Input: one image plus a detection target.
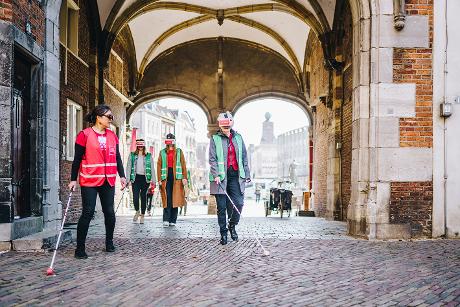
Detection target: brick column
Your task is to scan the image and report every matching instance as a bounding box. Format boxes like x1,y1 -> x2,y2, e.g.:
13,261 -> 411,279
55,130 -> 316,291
362,0 -> 432,239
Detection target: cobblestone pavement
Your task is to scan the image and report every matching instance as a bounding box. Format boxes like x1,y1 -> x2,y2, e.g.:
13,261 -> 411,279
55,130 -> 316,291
1,204 -> 459,306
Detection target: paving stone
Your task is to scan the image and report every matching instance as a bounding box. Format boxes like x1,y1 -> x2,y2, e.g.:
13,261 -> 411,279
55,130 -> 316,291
0,207 -> 458,305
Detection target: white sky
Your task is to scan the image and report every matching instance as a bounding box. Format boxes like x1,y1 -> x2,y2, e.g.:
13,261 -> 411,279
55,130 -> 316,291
157,98 -> 310,145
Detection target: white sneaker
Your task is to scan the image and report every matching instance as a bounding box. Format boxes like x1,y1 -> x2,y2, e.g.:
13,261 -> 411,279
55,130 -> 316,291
169,222 -> 176,226
133,211 -> 140,222
163,221 -> 169,227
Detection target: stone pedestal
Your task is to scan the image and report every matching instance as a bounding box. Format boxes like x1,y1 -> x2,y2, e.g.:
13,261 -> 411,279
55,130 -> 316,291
207,196 -> 217,215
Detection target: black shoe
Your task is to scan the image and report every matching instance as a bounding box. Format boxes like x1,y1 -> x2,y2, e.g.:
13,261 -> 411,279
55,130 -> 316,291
229,225 -> 238,242
105,240 -> 116,252
74,249 -> 88,259
220,234 -> 228,245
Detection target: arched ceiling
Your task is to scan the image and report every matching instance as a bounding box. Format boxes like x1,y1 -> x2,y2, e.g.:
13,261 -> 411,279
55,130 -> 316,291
96,0 -> 337,76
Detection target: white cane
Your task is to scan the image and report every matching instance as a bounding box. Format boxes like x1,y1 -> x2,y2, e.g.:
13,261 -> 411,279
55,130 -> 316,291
218,183 -> 270,256
115,186 -> 129,214
46,190 -> 73,276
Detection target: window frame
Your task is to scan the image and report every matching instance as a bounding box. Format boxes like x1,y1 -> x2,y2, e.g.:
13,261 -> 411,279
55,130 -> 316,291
59,0 -> 79,55
66,100 -> 83,161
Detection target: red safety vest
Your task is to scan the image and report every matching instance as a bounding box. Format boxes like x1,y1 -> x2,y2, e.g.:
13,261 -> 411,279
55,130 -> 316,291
79,127 -> 118,187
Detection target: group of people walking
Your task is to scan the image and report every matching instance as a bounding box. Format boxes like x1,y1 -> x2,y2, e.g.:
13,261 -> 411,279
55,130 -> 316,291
69,105 -> 250,259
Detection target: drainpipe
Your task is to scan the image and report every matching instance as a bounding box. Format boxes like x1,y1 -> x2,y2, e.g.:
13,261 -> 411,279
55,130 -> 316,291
393,0 -> 406,31
442,0 -> 449,238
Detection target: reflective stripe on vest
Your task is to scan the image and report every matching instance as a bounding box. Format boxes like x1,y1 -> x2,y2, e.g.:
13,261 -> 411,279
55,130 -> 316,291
79,127 -> 118,187
209,133 -> 246,181
129,152 -> 152,182
160,148 -> 183,180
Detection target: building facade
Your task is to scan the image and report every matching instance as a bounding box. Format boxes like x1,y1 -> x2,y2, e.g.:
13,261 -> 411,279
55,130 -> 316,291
277,127 -> 309,188
1,0 -> 460,246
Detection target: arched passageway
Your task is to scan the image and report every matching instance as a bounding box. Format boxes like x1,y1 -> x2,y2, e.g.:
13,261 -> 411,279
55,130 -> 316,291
7,0 -> 443,243
54,0 -> 372,238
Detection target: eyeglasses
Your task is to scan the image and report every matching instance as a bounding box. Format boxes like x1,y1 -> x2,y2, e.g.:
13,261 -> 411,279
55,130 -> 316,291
102,114 -> 114,120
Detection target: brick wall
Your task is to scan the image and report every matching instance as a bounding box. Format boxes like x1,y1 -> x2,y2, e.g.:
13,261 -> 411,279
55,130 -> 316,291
394,0 -> 433,148
340,2 -> 353,220
390,182 -> 433,237
309,36 -> 330,217
12,0 -> 45,46
0,0 -> 12,21
391,0 -> 433,237
59,0 -> 92,223
105,38 -> 131,98
103,36 -> 132,206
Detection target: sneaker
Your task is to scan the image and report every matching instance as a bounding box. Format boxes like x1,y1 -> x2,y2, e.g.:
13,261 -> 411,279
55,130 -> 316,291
163,221 -> 169,227
147,210 -> 151,216
74,249 -> 88,259
140,214 -> 145,224
105,240 -> 116,252
133,211 -> 140,222
169,222 -> 176,226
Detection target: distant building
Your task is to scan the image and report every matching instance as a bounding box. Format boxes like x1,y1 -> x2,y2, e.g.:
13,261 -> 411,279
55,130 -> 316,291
277,126 -> 309,188
130,102 -> 197,176
175,111 -> 196,168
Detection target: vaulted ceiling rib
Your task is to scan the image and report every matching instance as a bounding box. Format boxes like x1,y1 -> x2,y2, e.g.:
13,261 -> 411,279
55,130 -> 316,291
96,0 -> 336,77
150,19 -> 292,65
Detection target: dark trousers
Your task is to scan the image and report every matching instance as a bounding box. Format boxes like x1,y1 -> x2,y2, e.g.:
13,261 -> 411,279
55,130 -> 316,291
215,168 -> 244,235
132,174 -> 149,214
147,193 -> 153,212
163,168 -> 178,223
77,181 -> 115,249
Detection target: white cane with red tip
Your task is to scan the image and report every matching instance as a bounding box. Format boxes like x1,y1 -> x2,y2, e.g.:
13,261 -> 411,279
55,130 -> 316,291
46,190 -> 73,276
218,183 -> 270,256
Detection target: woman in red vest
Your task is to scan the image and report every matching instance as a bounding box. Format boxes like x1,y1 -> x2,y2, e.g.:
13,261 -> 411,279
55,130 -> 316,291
68,105 -> 127,259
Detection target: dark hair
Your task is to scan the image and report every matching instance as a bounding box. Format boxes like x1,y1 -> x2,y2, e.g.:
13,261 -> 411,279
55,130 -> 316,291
166,133 -> 175,139
85,104 -> 112,124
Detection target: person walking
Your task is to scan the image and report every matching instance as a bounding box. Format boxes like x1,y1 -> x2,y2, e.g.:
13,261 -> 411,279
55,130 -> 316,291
209,111 -> 251,245
255,185 -> 261,203
146,183 -> 155,216
68,105 -> 127,259
126,139 -> 156,224
157,133 -> 188,227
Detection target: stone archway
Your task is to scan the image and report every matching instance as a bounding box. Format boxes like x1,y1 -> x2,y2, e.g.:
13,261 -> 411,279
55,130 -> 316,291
136,38 -> 306,127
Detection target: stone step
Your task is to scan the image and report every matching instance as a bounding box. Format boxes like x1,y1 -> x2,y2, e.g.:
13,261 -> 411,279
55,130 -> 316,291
297,210 -> 315,217
12,229 -> 73,252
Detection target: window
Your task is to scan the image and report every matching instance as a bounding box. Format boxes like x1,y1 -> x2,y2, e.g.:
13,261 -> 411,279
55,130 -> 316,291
59,0 -> 79,55
66,100 -> 82,160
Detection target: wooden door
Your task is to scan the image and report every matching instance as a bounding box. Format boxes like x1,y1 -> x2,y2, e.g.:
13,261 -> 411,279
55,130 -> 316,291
12,52 -> 32,218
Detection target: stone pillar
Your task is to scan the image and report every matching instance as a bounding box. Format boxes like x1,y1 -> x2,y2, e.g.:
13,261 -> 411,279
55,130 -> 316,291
0,20 -> 13,232
42,1 -> 63,231
207,195 -> 217,215
347,0 -> 372,238
348,0 -> 431,239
